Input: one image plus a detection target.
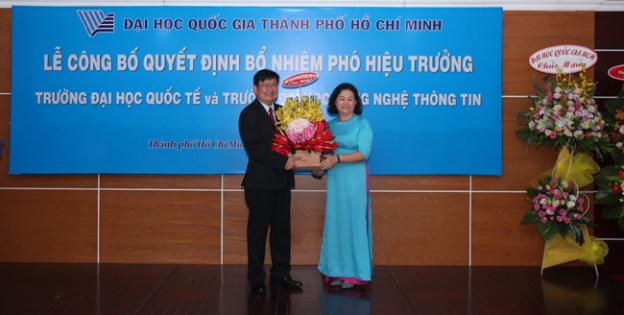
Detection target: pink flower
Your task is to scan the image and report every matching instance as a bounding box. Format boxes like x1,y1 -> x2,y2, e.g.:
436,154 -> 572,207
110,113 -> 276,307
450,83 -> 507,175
574,213 -> 582,219
534,203 -> 540,211
286,118 -> 315,143
539,211 -> 546,217
563,217 -> 571,224
578,198 -> 585,204
558,209 -> 567,216
549,133 -> 557,139
541,217 -> 548,224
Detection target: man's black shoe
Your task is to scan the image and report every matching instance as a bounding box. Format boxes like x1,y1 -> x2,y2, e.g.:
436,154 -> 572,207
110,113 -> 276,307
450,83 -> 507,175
270,276 -> 303,288
251,282 -> 266,293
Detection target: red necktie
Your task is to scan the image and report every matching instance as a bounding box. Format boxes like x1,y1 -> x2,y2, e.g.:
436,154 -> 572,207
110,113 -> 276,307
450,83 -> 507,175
269,107 -> 276,124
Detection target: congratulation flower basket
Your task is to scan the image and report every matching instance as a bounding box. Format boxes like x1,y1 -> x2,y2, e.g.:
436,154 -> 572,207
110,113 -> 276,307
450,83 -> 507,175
515,70 -> 612,160
271,96 -> 337,169
516,67 -> 610,271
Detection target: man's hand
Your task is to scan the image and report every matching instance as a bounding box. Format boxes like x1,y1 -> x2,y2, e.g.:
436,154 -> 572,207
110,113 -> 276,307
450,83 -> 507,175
284,155 -> 299,170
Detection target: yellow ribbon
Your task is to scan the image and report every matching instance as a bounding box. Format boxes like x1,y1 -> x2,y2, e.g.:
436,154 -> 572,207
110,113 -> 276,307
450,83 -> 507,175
580,235 -> 609,265
530,146 -> 600,188
542,224 -> 609,269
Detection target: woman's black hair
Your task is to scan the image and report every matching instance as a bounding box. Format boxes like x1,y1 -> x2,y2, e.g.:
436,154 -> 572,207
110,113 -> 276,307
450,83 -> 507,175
327,83 -> 362,115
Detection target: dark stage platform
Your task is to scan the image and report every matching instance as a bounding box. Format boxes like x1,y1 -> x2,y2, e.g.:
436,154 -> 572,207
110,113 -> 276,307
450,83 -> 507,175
0,263 -> 622,314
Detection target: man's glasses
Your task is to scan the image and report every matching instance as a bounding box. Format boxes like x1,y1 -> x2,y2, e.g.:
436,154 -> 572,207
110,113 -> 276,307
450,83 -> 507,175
259,84 -> 278,90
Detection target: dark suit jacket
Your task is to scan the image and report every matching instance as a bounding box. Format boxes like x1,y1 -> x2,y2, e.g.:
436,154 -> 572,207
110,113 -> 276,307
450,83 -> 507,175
238,99 -> 295,190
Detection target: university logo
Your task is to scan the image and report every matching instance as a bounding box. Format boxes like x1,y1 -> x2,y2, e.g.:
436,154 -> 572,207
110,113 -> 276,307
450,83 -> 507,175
77,10 -> 115,37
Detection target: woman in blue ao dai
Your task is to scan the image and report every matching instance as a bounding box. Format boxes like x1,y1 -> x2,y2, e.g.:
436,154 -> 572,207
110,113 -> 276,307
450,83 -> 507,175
313,83 -> 373,289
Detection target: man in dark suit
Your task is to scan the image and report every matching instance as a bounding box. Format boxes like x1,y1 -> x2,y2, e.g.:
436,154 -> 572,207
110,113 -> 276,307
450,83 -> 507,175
238,69 -> 302,293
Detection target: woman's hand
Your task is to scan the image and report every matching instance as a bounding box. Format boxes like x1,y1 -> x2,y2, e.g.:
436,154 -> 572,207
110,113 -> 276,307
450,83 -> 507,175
318,154 -> 340,171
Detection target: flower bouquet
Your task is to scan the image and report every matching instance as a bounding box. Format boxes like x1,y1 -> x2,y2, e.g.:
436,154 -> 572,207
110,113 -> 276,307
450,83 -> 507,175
271,96 -> 337,168
515,71 -> 612,160
594,164 -> 624,231
520,175 -> 597,246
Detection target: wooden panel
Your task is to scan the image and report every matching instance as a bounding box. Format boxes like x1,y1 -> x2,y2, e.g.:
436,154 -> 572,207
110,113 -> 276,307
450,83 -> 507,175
100,174 -> 222,189
222,191 -> 326,265
227,173 -> 470,191
0,190 -> 97,262
594,51 -> 624,97
503,11 -> 594,96
472,192 -> 544,265
224,174 -> 328,190
595,12 -> 624,50
222,191 -> 246,264
373,192 -> 470,265
223,174 -> 244,189
370,175 -> 469,191
224,191 -> 471,266
100,191 -> 221,264
0,9 -> 10,93
291,192 -> 326,265
473,191 -> 594,267
473,98 -> 560,191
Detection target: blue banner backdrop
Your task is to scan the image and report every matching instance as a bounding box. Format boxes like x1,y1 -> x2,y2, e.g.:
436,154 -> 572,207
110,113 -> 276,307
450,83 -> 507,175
10,6 -> 502,175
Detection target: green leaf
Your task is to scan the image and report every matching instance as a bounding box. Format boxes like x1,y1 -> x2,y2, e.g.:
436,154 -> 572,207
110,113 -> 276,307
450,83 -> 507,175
533,76 -> 543,94
567,224 -> 585,246
578,217 -> 598,228
526,187 -> 539,199
514,111 -> 529,119
618,215 -> 624,232
594,190 -> 622,205
520,210 -> 539,225
539,220 -> 560,241
602,203 -> 624,220
595,165 -> 621,183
